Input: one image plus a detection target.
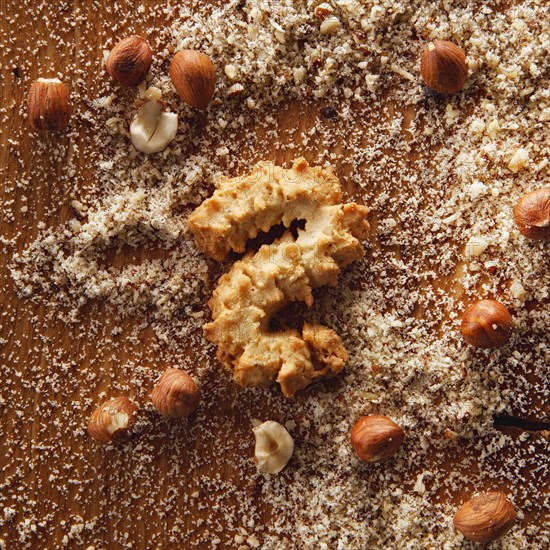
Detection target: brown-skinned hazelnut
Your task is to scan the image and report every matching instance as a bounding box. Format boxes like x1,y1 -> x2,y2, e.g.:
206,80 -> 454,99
151,368 -> 200,418
87,396 -> 138,444
170,50 -> 216,110
513,188 -> 550,240
461,299 -> 513,348
106,35 -> 153,87
27,78 -> 71,131
420,40 -> 468,94
351,415 -> 405,463
454,492 -> 516,543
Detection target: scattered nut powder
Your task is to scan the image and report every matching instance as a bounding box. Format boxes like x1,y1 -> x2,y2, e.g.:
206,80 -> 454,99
0,0 -> 548,548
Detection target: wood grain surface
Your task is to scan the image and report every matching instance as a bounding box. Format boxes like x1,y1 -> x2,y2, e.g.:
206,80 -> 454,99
1,1 -> 548,549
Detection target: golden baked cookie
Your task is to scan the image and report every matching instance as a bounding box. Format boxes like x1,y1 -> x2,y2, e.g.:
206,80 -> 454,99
188,158 -> 369,396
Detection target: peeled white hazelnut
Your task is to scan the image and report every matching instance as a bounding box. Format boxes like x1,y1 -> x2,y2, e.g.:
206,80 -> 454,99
129,100 -> 178,154
253,420 -> 294,474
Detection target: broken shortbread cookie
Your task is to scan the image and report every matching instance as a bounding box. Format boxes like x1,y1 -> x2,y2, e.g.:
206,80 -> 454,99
188,158 -> 369,397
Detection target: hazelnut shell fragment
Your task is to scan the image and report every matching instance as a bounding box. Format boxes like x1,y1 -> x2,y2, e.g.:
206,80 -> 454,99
453,492 -> 516,543
461,299 -> 513,349
151,368 -> 200,418
351,414 -> 405,463
420,40 -> 468,94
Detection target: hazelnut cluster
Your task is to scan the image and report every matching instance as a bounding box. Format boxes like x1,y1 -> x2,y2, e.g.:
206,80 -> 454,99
347,412 -> 517,543
418,46 -> 541,546
26,35 -> 217,156
87,368 -> 200,445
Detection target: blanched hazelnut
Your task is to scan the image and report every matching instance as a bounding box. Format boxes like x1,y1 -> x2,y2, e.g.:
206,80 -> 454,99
253,421 -> 294,474
129,100 -> 178,154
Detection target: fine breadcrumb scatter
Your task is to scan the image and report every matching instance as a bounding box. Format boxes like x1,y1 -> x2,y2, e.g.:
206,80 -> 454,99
1,0 -> 549,549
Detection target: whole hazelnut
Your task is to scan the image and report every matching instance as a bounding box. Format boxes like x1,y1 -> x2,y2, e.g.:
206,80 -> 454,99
170,50 -> 216,110
461,299 -> 513,348
129,100 -> 178,154
351,414 -> 405,463
106,35 -> 153,87
253,420 -> 294,474
513,188 -> 550,240
454,492 -> 516,543
27,78 -> 71,131
420,40 -> 468,94
151,368 -> 200,418
87,396 -> 138,444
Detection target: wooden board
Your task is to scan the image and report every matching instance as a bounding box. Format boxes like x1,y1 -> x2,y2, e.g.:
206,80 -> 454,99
1,1 -> 548,548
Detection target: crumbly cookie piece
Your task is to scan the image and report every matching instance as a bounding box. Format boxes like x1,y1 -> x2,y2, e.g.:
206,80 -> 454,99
188,157 -> 342,261
189,159 -> 369,397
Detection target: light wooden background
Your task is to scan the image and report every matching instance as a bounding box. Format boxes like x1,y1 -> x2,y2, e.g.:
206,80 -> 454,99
1,1 -> 548,548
